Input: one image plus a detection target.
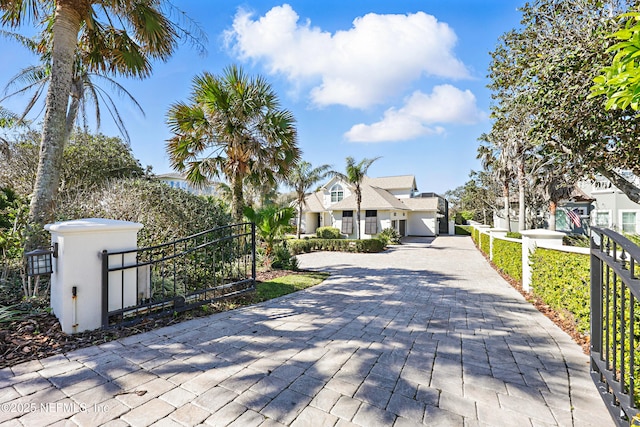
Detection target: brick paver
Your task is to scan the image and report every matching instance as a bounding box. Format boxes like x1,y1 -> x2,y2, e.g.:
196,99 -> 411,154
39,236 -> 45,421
0,236 -> 614,426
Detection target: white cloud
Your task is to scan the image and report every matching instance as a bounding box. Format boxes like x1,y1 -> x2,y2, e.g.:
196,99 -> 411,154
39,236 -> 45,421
344,84 -> 484,143
226,4 -> 470,109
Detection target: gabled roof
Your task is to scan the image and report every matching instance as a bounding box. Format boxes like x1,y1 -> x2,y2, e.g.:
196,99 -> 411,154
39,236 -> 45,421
362,175 -> 417,192
330,186 -> 409,211
568,185 -> 595,203
302,191 -> 326,213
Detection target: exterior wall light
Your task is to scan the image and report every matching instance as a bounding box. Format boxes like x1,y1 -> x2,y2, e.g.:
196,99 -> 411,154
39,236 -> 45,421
25,243 -> 58,276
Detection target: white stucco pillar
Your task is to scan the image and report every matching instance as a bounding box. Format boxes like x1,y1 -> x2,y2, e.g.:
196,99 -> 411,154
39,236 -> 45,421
520,229 -> 564,292
45,218 -> 143,334
488,228 -> 508,261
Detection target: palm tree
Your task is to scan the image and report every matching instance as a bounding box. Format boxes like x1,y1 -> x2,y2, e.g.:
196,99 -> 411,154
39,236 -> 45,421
1,28 -> 145,143
0,0 -> 197,243
332,156 -> 380,240
286,161 -> 331,239
478,133 -> 514,231
243,205 -> 294,256
166,65 -> 301,223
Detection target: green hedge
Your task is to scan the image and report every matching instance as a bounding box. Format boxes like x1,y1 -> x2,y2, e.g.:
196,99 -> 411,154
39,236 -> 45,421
492,238 -> 522,281
455,225 -> 472,235
471,227 -> 480,244
288,238 -> 385,254
479,232 -> 490,255
316,227 -> 342,239
530,248 -> 590,334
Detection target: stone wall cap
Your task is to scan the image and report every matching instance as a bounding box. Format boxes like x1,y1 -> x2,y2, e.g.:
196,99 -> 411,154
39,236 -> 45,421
520,229 -> 565,238
45,218 -> 144,233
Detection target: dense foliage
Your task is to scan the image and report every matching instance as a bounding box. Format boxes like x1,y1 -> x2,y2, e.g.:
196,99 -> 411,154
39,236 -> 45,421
492,238 -> 523,282
289,238 -> 386,255
0,130 -> 145,197
480,232 -> 490,255
488,0 -> 640,205
530,248 -> 591,334
316,227 -> 342,239
56,178 -> 231,248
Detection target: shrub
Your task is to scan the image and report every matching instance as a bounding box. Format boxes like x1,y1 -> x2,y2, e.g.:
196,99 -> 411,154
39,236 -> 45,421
455,225 -> 472,235
379,228 -> 401,245
316,227 -> 341,239
479,232 -> 490,255
271,244 -> 299,271
57,178 -> 231,248
530,248 -> 590,334
506,232 -> 522,239
492,237 -> 522,281
288,238 -> 385,255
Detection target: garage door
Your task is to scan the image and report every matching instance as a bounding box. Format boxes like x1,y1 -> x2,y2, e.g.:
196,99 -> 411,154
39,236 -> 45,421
408,214 -> 436,236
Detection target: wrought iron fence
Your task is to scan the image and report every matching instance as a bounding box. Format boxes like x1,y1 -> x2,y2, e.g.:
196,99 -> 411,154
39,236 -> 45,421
101,222 -> 255,328
590,227 -> 640,426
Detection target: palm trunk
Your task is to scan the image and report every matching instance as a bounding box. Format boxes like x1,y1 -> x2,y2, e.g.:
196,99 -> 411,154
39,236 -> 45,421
503,181 -> 511,232
355,187 -> 362,239
297,197 -> 303,239
518,157 -> 526,231
232,173 -> 244,224
549,200 -> 557,231
66,77 -> 83,136
28,4 -> 82,248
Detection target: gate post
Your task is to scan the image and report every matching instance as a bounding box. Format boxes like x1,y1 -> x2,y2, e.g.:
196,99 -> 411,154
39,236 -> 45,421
520,229 -> 565,292
45,218 -> 143,333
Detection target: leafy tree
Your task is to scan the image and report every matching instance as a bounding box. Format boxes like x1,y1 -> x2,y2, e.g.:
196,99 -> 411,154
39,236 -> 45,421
285,161 -> 331,239
0,129 -> 144,197
591,10 -> 640,111
488,0 -> 640,205
445,171 -> 500,225
331,156 -> 380,239
166,65 -> 300,223
0,0 -> 201,243
243,205 -> 294,255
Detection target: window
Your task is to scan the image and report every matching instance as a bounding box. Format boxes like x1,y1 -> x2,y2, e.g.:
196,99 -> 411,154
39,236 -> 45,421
595,211 -> 610,227
622,212 -> 637,233
365,210 -> 377,235
341,211 -> 353,234
330,184 -> 344,203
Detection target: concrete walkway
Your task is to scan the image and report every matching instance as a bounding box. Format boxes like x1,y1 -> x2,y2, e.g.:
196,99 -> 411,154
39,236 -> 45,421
0,236 -> 613,426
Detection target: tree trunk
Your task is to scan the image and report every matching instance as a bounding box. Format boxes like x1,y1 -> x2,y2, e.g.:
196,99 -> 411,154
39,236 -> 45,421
66,77 -> 83,136
28,4 -> 82,248
503,181 -> 511,232
599,168 -> 640,203
355,186 -> 362,240
297,197 -> 303,239
231,173 -> 244,224
518,157 -> 526,231
549,200 -> 557,231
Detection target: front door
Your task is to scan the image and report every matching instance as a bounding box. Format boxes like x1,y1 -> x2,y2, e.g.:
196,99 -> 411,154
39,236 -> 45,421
399,220 -> 406,236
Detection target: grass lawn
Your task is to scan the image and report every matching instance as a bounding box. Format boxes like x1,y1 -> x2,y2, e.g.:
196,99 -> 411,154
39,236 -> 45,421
254,272 -> 330,302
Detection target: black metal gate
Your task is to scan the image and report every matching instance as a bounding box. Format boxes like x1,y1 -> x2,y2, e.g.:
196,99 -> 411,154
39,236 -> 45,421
590,227 -> 640,426
101,222 -> 255,328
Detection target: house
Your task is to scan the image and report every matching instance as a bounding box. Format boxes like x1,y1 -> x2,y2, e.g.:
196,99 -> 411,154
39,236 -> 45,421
299,175 -> 448,238
554,186 -> 595,234
576,172 -> 640,234
156,172 -> 218,196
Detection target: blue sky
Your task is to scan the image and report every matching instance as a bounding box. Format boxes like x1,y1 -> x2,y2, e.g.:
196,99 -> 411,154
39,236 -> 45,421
0,1 -> 523,195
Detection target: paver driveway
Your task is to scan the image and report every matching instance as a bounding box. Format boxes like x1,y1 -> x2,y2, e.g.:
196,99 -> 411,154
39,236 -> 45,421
0,235 -> 613,426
